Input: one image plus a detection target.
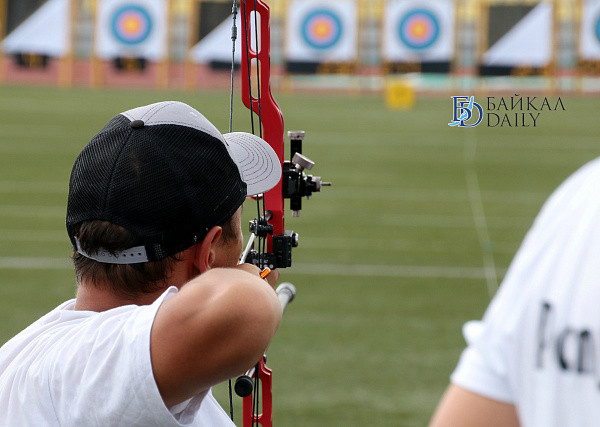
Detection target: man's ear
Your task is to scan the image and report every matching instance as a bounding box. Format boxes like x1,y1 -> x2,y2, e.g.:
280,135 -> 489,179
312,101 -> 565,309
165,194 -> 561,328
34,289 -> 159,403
194,226 -> 223,273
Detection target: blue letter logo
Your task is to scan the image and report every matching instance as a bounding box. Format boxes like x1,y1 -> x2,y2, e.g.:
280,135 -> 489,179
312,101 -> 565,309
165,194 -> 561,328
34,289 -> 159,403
449,96 -> 483,127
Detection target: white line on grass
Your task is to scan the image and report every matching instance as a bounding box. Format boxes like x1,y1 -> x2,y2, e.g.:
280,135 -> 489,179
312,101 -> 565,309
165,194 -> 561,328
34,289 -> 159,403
0,257 -> 504,279
292,263 -> 505,279
464,132 -> 499,298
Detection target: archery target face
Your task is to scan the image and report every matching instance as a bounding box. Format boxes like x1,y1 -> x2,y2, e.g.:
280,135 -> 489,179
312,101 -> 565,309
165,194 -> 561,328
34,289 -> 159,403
398,8 -> 440,50
110,4 -> 153,45
301,9 -> 343,50
285,0 -> 357,62
95,0 -> 167,60
382,0 -> 455,62
579,1 -> 600,59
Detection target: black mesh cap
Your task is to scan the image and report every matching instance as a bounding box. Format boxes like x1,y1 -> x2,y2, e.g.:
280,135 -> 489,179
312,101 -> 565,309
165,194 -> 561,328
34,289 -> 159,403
66,101 -> 281,263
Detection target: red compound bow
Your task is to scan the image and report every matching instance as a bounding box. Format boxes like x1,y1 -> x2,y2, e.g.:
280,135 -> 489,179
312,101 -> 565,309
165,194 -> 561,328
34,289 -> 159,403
228,1 -> 329,425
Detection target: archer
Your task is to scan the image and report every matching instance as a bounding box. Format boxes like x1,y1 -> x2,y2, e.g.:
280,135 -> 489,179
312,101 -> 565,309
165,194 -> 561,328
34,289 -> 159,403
0,101 -> 283,426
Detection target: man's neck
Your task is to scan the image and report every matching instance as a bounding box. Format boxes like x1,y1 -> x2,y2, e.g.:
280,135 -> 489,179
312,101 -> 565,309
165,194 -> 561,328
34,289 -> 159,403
74,283 -> 167,311
73,251 -> 197,312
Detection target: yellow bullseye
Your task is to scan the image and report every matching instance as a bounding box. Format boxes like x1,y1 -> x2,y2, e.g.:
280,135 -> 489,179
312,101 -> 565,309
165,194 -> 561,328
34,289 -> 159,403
313,20 -> 332,39
410,20 -> 428,39
123,16 -> 141,34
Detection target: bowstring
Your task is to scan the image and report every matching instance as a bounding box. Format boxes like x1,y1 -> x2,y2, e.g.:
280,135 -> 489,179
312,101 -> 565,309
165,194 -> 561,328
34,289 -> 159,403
251,0 -> 267,276
228,0 -> 238,421
229,1 -> 238,135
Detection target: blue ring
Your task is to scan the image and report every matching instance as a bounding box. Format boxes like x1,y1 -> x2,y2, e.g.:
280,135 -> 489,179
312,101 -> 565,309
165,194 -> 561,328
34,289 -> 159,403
110,5 -> 153,45
301,9 -> 343,50
398,9 -> 439,50
595,15 -> 600,43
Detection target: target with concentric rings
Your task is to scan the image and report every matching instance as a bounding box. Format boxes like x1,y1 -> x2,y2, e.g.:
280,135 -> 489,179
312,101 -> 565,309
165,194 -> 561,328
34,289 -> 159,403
110,4 -> 153,45
398,8 -> 440,50
301,9 -> 343,50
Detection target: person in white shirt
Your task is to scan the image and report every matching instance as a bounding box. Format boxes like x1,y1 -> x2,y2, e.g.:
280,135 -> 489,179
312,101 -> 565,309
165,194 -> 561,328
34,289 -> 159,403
429,157 -> 600,427
0,101 -> 284,426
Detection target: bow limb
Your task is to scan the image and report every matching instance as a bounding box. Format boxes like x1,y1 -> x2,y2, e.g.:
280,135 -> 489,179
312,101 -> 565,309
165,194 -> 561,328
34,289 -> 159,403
242,360 -> 272,427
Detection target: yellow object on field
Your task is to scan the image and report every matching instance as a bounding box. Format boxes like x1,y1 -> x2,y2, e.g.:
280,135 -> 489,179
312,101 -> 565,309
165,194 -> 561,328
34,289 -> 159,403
385,80 -> 416,110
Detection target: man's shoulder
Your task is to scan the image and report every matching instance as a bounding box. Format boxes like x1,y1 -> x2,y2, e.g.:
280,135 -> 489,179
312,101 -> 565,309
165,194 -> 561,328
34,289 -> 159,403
0,289 -> 173,367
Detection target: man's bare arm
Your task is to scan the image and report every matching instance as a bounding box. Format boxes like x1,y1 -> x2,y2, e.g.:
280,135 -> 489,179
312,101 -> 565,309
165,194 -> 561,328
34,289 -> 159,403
429,384 -> 520,427
150,266 -> 282,407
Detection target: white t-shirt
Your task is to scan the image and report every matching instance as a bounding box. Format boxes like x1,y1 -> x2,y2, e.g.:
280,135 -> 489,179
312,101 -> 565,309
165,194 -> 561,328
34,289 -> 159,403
0,286 -> 235,427
452,156 -> 600,427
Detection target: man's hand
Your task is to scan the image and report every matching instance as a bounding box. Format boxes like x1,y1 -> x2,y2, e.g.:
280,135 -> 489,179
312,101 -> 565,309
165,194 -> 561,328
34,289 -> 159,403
236,263 -> 280,288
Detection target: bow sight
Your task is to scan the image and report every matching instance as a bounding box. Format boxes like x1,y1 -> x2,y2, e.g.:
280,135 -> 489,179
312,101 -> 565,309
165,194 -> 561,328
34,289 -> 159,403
246,131 -> 331,269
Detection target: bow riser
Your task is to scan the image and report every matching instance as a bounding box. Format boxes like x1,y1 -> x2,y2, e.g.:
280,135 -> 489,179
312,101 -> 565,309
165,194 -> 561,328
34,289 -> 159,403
240,0 -> 285,242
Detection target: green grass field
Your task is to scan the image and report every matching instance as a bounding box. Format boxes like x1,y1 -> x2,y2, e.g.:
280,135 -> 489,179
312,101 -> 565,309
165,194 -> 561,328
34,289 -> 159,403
1,84 -> 600,426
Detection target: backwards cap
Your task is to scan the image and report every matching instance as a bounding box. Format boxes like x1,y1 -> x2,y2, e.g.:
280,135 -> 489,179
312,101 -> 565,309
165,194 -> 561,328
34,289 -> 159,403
66,101 -> 281,264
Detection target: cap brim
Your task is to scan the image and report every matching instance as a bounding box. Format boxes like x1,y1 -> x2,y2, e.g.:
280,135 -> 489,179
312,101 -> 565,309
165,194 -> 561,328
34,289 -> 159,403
223,132 -> 282,196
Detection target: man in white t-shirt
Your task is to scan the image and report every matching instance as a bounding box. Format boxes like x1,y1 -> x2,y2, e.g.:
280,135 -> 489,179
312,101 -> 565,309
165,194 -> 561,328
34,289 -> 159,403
0,101 -> 284,426
429,157 -> 600,427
